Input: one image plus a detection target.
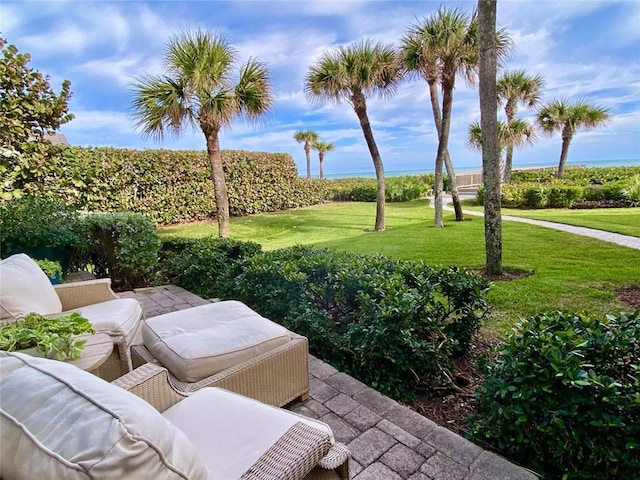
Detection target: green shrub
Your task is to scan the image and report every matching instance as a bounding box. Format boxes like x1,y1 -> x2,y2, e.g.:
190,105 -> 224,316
510,166 -> 640,185
622,175 -> 640,207
469,311 -> 640,479
545,184 -> 584,208
349,184 -> 378,202
158,236 -> 262,298
328,175 -> 433,202
584,180 -> 628,202
75,212 -> 161,290
230,246 -> 490,400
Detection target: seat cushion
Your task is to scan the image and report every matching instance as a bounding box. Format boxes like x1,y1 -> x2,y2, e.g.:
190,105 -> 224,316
142,301 -> 291,383
0,351 -> 207,480
74,298 -> 142,339
0,253 -> 62,321
163,387 -> 333,479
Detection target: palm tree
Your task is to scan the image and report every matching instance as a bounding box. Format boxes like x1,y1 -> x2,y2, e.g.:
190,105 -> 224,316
537,99 -> 610,178
131,29 -> 273,238
294,130 -> 318,179
400,6 -> 509,228
311,140 -> 334,179
468,119 -> 537,165
305,40 -> 401,231
477,0 -> 501,276
497,69 -> 544,181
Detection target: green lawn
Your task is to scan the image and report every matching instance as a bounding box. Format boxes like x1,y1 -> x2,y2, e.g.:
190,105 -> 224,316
462,204 -> 640,237
159,201 -> 640,334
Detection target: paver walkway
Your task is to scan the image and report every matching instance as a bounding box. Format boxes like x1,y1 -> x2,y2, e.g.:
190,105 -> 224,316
120,284 -> 538,480
432,193 -> 640,250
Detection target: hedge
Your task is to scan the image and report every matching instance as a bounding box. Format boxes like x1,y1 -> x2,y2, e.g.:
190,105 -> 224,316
4,145 -> 331,224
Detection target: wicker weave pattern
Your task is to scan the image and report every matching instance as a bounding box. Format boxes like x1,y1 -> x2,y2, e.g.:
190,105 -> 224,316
53,278 -> 143,381
113,365 -> 351,479
132,333 -> 310,407
240,422 -> 331,480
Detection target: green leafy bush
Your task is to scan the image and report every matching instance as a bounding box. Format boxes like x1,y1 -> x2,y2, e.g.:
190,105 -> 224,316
75,212 -> 161,290
469,311 -> 640,479
158,236 -> 262,298
622,174 -> 640,207
0,312 -> 95,360
229,246 -> 490,400
510,166 -> 640,185
328,175 -> 433,202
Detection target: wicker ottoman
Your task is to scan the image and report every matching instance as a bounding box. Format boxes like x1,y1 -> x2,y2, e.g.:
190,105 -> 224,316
132,301 -> 310,407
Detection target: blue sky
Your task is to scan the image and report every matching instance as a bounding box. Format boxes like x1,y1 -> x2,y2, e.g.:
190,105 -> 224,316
2,0 -> 639,177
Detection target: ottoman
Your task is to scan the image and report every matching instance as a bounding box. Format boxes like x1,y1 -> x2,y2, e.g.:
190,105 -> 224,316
133,300 -> 310,407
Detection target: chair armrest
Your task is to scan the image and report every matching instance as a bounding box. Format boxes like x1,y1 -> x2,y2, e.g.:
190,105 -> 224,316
318,442 -> 350,473
112,364 -> 187,412
54,278 -> 119,310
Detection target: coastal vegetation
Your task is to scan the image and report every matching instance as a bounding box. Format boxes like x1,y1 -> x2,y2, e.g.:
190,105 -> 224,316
131,30 -> 274,238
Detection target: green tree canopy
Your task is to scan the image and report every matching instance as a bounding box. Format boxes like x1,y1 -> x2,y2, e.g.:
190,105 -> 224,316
131,29 -> 273,238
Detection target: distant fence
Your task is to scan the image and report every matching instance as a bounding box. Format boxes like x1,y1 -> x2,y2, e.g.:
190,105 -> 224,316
455,172 -> 483,187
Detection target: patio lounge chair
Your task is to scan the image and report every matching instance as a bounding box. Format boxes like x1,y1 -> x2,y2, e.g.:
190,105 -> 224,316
0,253 -> 143,380
0,351 -> 350,479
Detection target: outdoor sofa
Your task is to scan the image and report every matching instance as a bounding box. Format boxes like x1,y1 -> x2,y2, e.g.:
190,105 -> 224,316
0,351 -> 350,479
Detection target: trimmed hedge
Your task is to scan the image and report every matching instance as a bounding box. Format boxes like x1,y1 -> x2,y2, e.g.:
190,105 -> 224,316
469,311 -> 640,479
510,166 -> 640,185
328,175 -> 434,202
155,241 -> 490,400
3,146 -> 331,224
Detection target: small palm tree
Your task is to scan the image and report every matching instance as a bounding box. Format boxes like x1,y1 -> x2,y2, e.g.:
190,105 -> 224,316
537,99 -> 610,178
305,40 -> 401,231
311,140 -> 334,179
400,6 -> 510,227
131,29 -> 273,238
468,118 -> 537,176
497,69 -> 544,181
294,130 -> 319,179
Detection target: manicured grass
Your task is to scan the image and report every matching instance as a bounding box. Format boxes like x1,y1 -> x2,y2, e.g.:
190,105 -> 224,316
462,203 -> 640,237
158,201 -> 640,334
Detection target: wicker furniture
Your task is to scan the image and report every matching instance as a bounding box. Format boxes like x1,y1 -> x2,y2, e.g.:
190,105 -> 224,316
0,253 -> 143,381
114,363 -> 350,480
0,351 -> 350,479
132,301 -> 310,407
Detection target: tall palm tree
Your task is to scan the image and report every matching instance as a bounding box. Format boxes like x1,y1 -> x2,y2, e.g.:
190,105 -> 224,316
305,40 -> 401,231
131,30 -> 273,238
537,99 -> 610,178
497,69 -> 544,181
294,130 -> 318,179
468,119 -> 537,164
400,6 -> 509,228
477,0 -> 501,276
311,140 -> 334,179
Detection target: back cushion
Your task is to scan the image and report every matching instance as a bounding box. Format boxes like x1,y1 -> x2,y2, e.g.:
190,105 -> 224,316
0,352 -> 207,480
0,253 -> 62,321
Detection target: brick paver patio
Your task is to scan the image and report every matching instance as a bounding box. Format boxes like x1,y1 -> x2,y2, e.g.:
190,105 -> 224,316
120,284 -> 538,480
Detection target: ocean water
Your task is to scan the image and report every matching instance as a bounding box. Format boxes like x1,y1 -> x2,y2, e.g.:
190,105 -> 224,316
322,158 -> 640,179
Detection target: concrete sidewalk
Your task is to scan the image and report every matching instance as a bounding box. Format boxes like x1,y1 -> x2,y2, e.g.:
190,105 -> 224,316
120,284 -> 538,480
431,194 -> 640,250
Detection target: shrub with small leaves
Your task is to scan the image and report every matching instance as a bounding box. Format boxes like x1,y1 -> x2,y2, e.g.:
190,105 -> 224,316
468,310 -> 640,479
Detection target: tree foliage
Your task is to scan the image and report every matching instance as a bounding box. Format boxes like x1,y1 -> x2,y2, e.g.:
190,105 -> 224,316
0,37 -> 74,200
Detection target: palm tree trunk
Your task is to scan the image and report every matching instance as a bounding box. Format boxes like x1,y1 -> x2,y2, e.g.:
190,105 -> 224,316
353,92 -> 385,231
478,0 -> 502,276
205,130 -> 230,238
304,144 -> 311,179
504,144 -> 514,182
557,127 -> 572,179
434,76 -> 456,228
428,80 -> 464,221
319,152 -> 324,179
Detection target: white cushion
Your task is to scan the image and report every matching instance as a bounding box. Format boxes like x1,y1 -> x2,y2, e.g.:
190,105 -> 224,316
163,387 -> 333,479
0,351 -> 207,480
142,301 -> 291,383
75,298 -> 142,339
0,253 -> 62,321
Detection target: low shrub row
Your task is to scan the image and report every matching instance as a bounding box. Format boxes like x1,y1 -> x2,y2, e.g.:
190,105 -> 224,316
157,238 -> 490,401
469,310 -> 640,479
476,175 -> 639,208
328,175 -> 434,202
509,166 -> 640,185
